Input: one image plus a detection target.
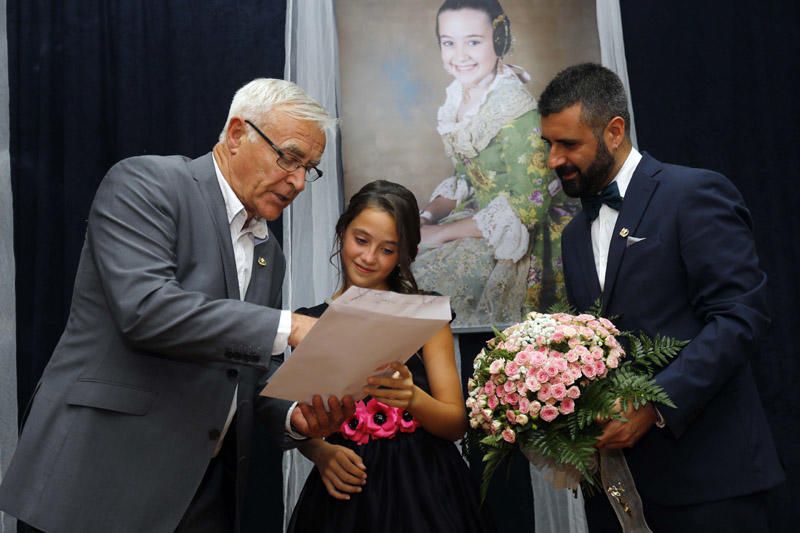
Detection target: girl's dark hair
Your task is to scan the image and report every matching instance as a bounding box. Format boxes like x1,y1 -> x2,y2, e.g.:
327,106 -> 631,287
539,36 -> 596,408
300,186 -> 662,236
333,180 -> 421,294
436,0 -> 511,57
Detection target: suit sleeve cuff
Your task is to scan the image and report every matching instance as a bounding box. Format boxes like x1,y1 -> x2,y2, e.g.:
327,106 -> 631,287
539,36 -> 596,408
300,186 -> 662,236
284,401 -> 308,441
271,310 -> 291,355
653,405 -> 667,429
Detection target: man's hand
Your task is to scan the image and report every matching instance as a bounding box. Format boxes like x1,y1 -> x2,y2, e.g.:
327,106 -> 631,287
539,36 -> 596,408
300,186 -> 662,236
595,399 -> 657,449
290,395 -> 356,439
288,313 -> 317,347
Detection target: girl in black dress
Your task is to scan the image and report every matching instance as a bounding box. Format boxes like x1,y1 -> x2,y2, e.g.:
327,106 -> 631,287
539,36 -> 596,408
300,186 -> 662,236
287,180 -> 492,532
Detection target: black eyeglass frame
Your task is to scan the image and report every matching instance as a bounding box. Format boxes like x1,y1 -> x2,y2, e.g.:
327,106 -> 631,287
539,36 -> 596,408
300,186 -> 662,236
244,119 -> 323,182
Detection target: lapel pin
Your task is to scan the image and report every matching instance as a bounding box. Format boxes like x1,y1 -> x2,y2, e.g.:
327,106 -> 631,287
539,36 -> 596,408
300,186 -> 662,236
257,257 -> 267,267
619,228 -> 630,238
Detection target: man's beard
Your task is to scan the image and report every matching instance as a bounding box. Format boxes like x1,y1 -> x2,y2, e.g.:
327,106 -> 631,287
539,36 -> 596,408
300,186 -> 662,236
556,140 -> 615,198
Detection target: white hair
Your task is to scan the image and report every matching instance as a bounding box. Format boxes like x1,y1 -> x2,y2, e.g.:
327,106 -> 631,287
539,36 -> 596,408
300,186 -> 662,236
218,78 -> 337,142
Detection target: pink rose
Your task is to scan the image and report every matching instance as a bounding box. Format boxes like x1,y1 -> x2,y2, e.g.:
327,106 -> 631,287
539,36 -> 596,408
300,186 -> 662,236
545,361 -> 559,378
484,380 -> 496,395
487,395 -> 499,409
489,359 -> 505,374
502,428 -> 516,443
551,331 -> 565,343
582,363 -> 597,379
607,354 -> 620,369
559,398 -> 575,415
536,369 -> 550,383
590,346 -> 604,359
594,360 -> 607,376
567,386 -> 581,399
505,361 -> 521,377
551,383 -> 567,400
540,405 -> 559,422
504,380 -> 517,394
506,410 -> 517,424
530,351 -> 547,367
506,393 -> 520,405
364,399 -> 399,439
529,401 -> 542,417
341,401 -> 371,444
525,375 -> 541,392
519,397 -> 531,413
515,351 -> 532,366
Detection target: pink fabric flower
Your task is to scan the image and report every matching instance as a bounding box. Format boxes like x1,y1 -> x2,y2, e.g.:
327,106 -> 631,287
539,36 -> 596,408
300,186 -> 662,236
540,405 -> 559,422
398,409 -> 420,433
364,399 -> 399,439
341,401 -> 370,444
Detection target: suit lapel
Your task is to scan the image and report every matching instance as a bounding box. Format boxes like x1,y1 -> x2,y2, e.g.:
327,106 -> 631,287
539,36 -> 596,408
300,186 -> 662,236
601,153 -> 661,314
572,212 -> 603,307
190,153 -> 240,300
245,239 -> 277,305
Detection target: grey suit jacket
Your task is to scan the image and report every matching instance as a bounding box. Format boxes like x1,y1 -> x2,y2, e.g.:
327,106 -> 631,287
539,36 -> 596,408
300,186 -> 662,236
0,153 -> 294,532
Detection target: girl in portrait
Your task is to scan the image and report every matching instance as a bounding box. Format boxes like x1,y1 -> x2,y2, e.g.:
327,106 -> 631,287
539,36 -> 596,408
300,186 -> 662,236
413,0 -> 577,326
287,180 -> 493,533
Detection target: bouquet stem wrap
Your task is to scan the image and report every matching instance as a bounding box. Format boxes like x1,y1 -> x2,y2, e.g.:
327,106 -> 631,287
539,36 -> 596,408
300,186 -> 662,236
599,449 -> 652,533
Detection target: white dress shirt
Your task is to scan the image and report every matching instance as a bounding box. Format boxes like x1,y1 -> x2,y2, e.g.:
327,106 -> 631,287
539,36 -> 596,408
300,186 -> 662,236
591,147 -> 642,290
212,156 -> 294,453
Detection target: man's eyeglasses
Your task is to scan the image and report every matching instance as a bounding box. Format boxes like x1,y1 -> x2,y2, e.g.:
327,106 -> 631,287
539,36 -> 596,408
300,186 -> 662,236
244,119 -> 323,182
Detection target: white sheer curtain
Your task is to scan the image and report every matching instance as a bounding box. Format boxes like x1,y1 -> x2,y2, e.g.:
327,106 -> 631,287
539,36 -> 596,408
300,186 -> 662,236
0,0 -> 18,531
281,1 -> 636,532
597,0 -> 638,148
281,0 -> 342,529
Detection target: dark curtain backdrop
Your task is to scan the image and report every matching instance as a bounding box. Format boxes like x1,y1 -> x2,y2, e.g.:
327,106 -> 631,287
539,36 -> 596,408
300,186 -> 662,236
620,0 -> 799,530
9,1 -> 287,530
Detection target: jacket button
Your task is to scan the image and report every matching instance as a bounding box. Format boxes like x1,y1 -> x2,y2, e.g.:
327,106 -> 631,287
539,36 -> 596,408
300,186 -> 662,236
208,429 -> 221,440
227,368 -> 238,380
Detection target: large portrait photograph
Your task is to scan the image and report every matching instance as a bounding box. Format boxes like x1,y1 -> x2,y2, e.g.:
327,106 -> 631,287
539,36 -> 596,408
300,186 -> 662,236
337,0 -> 600,330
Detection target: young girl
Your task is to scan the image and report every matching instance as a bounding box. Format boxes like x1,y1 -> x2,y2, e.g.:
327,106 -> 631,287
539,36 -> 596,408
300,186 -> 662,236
287,180 -> 492,532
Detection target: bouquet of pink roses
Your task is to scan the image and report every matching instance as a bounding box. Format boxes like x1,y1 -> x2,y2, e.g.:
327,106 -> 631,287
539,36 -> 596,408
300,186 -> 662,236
467,310 -> 685,498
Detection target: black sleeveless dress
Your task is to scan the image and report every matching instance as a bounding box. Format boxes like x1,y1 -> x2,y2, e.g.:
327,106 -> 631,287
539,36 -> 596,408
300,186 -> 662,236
287,303 -> 494,533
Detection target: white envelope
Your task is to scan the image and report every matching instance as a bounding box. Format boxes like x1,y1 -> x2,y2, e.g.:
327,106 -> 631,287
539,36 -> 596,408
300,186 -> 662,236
260,286 -> 451,403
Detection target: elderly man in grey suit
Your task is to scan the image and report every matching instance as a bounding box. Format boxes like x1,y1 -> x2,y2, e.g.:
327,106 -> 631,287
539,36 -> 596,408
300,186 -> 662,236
0,78 -> 353,532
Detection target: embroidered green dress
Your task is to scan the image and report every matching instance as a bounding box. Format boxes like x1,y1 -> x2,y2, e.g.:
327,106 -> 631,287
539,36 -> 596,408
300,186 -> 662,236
412,65 -> 577,327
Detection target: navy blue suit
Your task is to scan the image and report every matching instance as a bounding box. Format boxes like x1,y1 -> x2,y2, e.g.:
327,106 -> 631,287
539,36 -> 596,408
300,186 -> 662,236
562,153 -> 783,530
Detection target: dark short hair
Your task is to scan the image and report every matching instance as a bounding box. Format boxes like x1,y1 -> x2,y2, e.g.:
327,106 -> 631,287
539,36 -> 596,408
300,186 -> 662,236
539,63 -> 630,137
333,180 -> 421,294
436,0 -> 511,57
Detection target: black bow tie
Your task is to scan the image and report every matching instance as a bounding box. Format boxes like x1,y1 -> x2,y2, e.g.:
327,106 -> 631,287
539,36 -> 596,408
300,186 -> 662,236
581,181 -> 623,222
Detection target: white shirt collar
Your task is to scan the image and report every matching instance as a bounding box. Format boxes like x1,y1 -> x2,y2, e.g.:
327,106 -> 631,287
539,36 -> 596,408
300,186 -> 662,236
212,155 -> 268,240
609,146 -> 642,198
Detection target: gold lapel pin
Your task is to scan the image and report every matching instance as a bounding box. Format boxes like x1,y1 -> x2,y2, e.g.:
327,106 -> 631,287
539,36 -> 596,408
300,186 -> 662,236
257,257 -> 267,267
619,228 -> 630,238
